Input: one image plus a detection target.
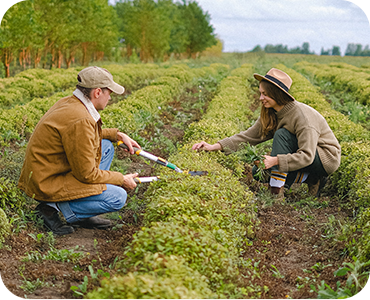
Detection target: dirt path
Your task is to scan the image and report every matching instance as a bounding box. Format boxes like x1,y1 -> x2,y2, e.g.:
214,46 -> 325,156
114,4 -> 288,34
239,171 -> 351,298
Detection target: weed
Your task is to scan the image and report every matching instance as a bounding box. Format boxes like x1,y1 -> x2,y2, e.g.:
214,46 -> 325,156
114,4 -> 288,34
311,262 -> 333,272
22,245 -> 84,264
70,276 -> 89,297
270,264 -> 285,279
20,277 -> 48,293
28,231 -> 55,248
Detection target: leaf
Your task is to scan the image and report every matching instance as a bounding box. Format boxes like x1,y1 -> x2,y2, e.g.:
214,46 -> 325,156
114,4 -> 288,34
317,289 -> 339,299
334,267 -> 350,277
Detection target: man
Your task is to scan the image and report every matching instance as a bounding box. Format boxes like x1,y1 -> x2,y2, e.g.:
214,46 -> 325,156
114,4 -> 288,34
18,66 -> 140,235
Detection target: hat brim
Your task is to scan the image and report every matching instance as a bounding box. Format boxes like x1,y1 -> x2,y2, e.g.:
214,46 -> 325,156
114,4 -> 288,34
254,73 -> 295,101
108,82 -> 125,95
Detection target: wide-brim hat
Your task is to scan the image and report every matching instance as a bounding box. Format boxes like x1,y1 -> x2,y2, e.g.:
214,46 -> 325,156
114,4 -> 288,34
77,66 -> 125,95
254,68 -> 295,101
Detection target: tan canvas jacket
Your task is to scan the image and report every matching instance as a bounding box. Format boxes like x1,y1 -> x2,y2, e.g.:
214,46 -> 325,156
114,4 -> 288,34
18,95 -> 124,202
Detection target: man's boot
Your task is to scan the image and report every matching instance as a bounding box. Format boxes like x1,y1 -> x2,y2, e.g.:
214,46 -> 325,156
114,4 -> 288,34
69,216 -> 111,229
36,203 -> 74,236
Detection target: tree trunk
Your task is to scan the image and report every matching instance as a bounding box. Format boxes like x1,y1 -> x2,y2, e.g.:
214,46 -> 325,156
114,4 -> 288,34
19,50 -> 24,70
26,47 -> 31,68
51,47 -> 56,68
82,42 -> 89,66
58,49 -> 63,68
140,29 -> 147,62
96,51 -> 104,61
34,49 -> 42,68
2,49 -> 13,78
127,44 -> 132,58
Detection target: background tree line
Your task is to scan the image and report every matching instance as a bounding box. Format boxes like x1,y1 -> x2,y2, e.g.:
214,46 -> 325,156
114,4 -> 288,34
251,42 -> 370,57
250,42 -> 314,55
0,0 -> 218,77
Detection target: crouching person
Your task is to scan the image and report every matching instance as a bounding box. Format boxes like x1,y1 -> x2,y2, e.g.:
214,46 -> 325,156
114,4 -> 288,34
18,66 -> 140,235
192,68 -> 341,199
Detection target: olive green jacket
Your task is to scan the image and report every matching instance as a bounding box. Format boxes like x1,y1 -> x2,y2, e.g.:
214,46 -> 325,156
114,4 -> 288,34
18,95 -> 124,202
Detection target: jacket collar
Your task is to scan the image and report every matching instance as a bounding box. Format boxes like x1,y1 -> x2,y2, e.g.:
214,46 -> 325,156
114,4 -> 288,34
73,89 -> 101,123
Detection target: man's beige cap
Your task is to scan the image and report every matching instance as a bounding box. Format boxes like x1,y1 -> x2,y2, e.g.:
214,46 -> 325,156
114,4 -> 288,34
77,66 -> 125,94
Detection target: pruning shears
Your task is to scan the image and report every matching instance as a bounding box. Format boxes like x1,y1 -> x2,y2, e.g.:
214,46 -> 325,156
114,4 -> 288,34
117,141 -> 208,183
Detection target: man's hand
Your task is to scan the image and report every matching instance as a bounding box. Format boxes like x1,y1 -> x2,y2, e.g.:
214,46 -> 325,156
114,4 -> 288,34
262,155 -> 279,169
117,132 -> 141,155
122,173 -> 138,191
192,141 -> 222,151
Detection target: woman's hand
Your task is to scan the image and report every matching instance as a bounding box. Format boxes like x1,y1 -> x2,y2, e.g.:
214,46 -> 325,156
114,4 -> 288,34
122,173 -> 138,191
192,141 -> 222,151
262,155 -> 279,169
117,132 -> 141,155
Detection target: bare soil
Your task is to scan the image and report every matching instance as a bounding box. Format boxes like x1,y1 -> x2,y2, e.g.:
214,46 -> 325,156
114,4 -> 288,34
243,200 -> 349,299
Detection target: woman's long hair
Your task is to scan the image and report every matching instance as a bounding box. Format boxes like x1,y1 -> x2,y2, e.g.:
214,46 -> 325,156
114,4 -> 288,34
260,79 -> 294,137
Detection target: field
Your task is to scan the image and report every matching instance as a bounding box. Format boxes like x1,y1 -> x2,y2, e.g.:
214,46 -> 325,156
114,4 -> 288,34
0,53 -> 369,299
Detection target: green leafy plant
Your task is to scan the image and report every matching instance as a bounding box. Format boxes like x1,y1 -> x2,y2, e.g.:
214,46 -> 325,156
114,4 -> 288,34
20,278 -> 48,293
270,264 -> 285,279
240,143 -> 268,181
310,257 -> 370,298
22,245 -> 84,264
70,276 -> 89,297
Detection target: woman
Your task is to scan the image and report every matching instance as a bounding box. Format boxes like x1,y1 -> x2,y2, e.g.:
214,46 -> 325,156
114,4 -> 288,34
192,68 -> 341,198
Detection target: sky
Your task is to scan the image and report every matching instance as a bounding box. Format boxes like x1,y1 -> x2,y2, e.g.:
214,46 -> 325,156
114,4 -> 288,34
1,0 -> 370,55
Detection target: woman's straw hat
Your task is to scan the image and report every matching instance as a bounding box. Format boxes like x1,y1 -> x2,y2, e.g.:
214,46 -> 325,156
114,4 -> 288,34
254,68 -> 295,101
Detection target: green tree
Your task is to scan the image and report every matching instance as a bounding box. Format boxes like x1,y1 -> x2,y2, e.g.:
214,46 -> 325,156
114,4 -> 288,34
115,0 -> 171,62
178,0 -> 217,58
34,0 -> 119,67
345,43 -> 358,56
0,1 -> 36,77
264,44 -> 288,53
362,45 -> 370,56
301,42 -> 311,54
80,0 -> 119,65
332,46 -> 341,56
166,0 -> 189,57
251,45 -> 262,52
115,0 -> 140,58
320,47 -> 330,55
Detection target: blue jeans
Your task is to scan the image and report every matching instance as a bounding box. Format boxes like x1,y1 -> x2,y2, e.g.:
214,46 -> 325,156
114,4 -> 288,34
58,140 -> 127,223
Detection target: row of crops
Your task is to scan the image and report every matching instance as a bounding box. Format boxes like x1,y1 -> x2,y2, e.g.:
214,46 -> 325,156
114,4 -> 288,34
0,63 -> 228,146
0,64 -> 167,108
0,58 -> 369,298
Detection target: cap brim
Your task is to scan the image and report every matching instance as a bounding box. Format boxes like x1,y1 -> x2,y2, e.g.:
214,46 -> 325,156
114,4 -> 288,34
253,73 -> 295,101
109,82 -> 125,95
